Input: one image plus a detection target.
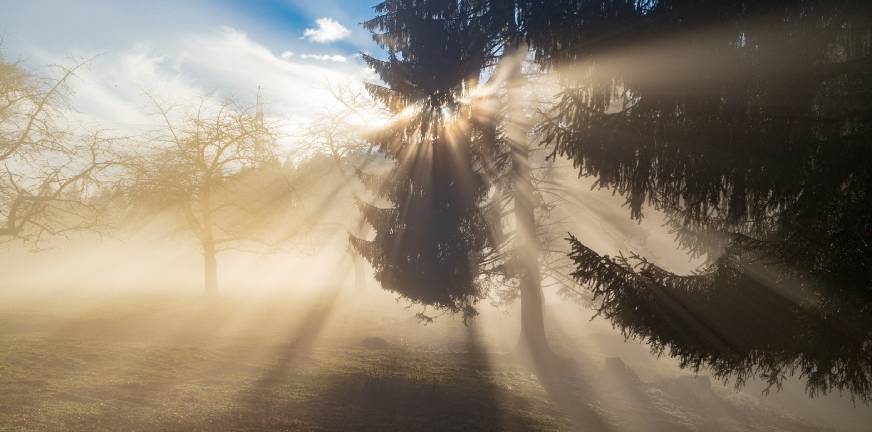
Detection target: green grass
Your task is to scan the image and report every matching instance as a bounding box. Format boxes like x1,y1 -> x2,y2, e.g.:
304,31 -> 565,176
0,294 -> 570,431
0,292 -> 842,431
0,340 -> 568,431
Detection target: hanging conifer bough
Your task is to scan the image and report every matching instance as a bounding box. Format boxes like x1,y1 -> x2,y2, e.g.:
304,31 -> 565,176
351,0 -> 500,321
522,0 -> 872,400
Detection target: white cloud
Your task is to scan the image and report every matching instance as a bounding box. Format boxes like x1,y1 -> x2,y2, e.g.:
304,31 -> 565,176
0,3 -> 380,154
45,27 -> 376,149
303,17 -> 351,43
299,54 -> 347,63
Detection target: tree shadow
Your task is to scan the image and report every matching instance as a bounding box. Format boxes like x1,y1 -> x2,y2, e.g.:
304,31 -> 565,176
525,316 -> 704,432
234,284 -> 344,406
528,315 -> 824,432
36,290 -> 344,432
163,319 -> 567,431
286,324 -> 561,431
517,341 -> 616,432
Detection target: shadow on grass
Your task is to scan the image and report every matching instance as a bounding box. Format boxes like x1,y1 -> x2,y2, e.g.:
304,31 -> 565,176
527,315 -> 802,432
519,344 -> 615,432
519,316 -> 686,432
237,284 -> 344,401
174,322 -> 566,432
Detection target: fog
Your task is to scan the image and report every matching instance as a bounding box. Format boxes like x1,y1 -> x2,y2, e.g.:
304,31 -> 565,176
2,164 -> 869,431
3,1 -> 872,430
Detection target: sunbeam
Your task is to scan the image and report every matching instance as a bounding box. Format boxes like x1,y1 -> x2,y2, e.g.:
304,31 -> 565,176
2,1 -> 871,430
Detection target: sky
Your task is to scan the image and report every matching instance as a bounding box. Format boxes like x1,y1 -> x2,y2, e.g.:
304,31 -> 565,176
0,0 -> 384,143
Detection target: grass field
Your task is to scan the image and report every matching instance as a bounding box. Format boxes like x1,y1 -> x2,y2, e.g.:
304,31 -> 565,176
0,288 -> 868,431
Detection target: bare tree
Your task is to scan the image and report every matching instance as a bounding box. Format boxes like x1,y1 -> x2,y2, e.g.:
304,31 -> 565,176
0,53 -> 117,246
299,82 -> 383,292
126,97 -> 284,294
302,83 -> 380,165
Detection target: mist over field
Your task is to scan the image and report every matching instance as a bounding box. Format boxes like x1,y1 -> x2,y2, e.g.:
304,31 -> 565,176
2,1 -> 872,431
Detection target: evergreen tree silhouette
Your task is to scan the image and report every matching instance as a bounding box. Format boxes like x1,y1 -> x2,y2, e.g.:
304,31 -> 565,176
521,0 -> 872,399
351,0 -> 497,320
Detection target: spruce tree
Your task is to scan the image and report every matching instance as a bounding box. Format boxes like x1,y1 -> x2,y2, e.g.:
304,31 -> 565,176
352,0 -> 497,320
521,0 -> 872,399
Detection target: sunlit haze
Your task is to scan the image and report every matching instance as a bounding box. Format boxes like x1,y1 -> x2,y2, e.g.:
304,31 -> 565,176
1,1 -> 871,431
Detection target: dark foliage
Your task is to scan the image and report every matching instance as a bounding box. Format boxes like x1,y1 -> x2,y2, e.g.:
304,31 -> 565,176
569,234 -> 872,400
527,0 -> 872,399
351,1 -> 500,319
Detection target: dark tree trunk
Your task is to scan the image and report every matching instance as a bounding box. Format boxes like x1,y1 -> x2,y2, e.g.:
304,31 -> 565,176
204,241 -> 218,295
505,46 -> 550,354
353,253 -> 366,292
199,179 -> 219,296
513,143 -> 549,353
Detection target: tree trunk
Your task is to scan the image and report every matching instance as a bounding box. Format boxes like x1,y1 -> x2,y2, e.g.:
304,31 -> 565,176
204,241 -> 218,295
353,253 -> 366,292
200,177 -> 219,296
505,45 -> 550,354
512,142 -> 549,353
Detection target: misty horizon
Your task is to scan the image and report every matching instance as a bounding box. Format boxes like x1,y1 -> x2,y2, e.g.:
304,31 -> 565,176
1,1 -> 871,431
